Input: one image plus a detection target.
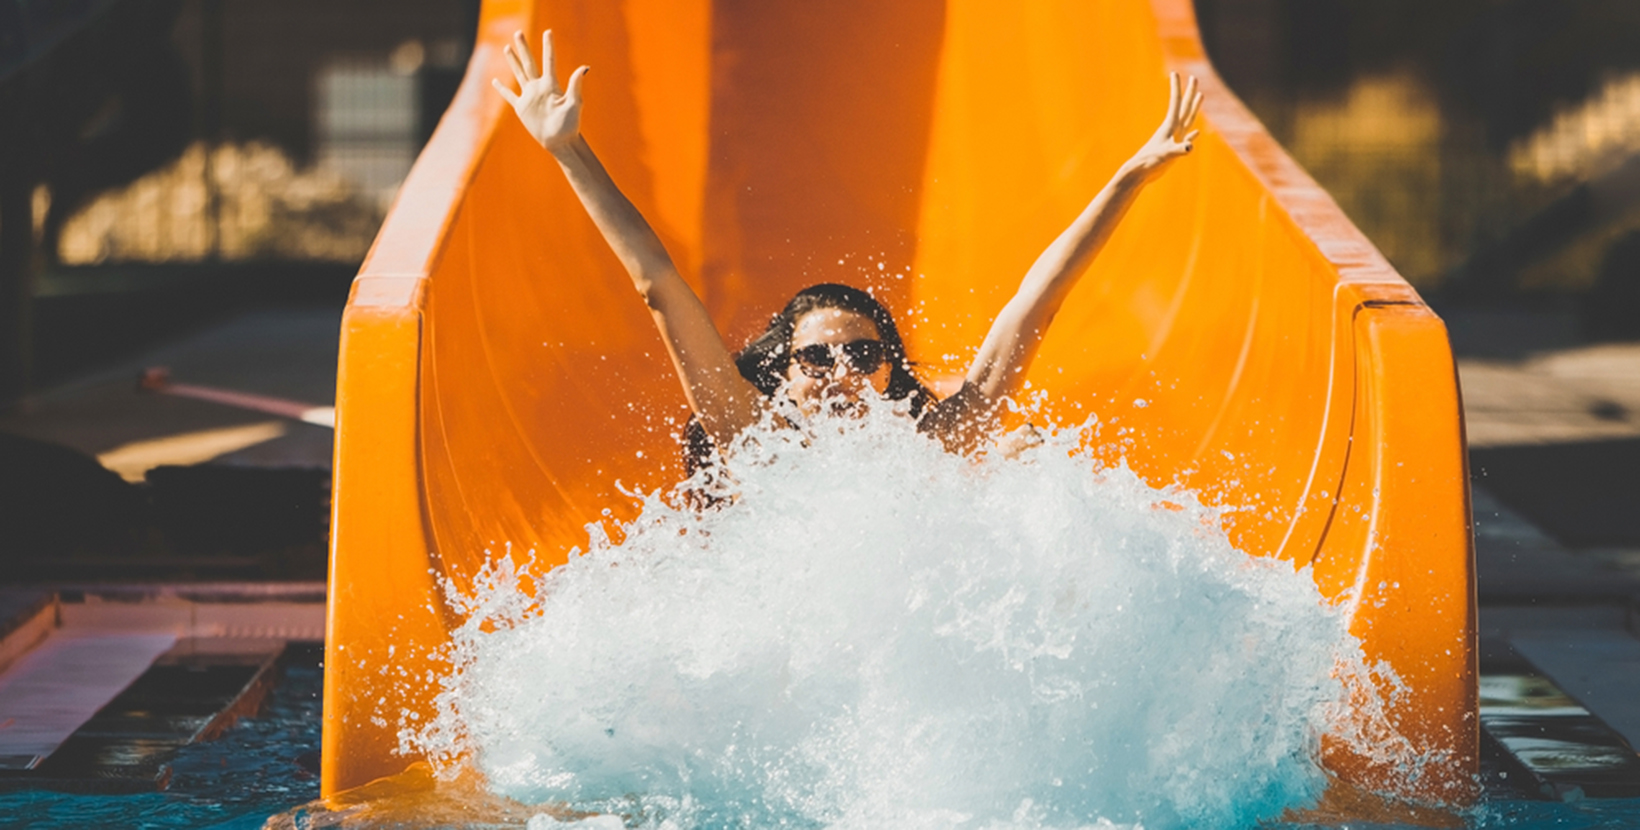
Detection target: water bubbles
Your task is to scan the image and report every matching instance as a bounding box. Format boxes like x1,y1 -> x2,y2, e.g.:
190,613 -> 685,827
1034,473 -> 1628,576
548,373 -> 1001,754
408,403 -> 1392,830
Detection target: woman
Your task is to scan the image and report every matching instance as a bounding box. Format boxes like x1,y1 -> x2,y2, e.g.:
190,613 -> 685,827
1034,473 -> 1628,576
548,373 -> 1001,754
492,30 -> 1202,458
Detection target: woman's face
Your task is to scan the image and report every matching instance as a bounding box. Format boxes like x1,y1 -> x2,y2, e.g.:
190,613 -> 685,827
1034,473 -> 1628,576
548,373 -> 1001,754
785,308 -> 893,413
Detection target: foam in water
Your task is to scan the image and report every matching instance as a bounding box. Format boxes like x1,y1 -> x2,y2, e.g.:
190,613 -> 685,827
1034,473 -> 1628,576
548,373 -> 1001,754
405,398 -> 1391,830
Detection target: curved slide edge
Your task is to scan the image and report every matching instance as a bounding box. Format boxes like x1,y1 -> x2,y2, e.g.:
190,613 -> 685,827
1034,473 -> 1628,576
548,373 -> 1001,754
1154,4 -> 1475,806
320,0 -> 530,797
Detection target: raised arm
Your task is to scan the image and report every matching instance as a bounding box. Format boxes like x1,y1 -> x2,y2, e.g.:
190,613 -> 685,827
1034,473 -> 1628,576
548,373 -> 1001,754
925,73 -> 1203,450
493,30 -> 762,447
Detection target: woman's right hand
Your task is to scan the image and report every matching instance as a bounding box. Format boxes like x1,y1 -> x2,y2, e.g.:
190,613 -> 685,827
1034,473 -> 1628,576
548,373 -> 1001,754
492,30 -> 589,152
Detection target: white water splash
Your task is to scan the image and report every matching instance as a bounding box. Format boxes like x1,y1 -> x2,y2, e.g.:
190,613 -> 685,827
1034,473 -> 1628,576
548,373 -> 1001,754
406,402 -> 1390,830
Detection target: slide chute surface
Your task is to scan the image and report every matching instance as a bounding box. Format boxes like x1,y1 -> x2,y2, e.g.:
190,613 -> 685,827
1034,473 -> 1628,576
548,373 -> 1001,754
323,0 -> 1474,806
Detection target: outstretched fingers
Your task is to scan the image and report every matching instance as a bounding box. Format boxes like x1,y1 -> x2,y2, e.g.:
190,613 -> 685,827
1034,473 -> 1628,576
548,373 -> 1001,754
1174,78 -> 1200,135
565,65 -> 590,105
1175,98 -> 1200,143
500,29 -> 571,102
542,30 -> 561,93
490,77 -> 520,106
512,30 -> 539,81
491,29 -> 591,149
1179,79 -> 1203,134
1164,76 -> 1204,148
1164,72 -> 1182,133
504,42 -> 530,88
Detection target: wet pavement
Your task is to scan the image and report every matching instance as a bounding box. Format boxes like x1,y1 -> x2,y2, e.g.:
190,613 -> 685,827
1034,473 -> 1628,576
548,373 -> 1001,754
0,306 -> 340,473
0,305 -> 341,582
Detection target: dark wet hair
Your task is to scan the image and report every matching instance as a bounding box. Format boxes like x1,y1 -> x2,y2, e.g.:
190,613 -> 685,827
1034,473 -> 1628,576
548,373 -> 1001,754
734,283 -> 934,413
683,283 -> 936,485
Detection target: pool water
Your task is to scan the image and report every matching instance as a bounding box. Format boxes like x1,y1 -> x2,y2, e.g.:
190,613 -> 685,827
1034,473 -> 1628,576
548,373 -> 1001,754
0,639 -> 1636,828
1464,799 -> 1640,830
0,644 -> 323,830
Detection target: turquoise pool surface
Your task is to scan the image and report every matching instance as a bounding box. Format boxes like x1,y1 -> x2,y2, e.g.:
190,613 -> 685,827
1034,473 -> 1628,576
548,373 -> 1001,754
0,643 -> 1637,828
0,646 -> 322,830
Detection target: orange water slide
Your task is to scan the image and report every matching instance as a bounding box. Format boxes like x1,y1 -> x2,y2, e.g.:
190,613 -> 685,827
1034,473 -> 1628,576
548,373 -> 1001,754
323,0 -> 1475,808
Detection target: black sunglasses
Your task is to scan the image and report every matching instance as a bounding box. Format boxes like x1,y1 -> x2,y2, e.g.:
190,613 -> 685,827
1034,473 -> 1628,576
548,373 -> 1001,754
791,339 -> 887,379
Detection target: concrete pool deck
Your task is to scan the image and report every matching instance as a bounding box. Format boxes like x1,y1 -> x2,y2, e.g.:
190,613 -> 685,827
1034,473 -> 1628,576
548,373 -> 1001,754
0,306 -> 341,475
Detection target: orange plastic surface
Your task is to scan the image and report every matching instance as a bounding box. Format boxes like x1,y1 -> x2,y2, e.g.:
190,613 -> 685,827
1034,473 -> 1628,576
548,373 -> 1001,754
324,0 -> 1476,807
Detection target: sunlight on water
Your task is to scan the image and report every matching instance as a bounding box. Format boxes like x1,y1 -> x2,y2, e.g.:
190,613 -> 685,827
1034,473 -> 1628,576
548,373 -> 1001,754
396,400 -> 1403,830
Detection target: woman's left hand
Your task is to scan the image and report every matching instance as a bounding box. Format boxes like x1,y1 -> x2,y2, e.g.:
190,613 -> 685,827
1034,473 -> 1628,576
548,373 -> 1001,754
492,29 -> 589,153
1124,72 -> 1203,180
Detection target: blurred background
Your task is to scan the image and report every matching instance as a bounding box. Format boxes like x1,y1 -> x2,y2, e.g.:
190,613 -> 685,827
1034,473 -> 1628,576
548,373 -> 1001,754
0,0 -> 1635,585
1199,0 -> 1640,328
0,0 -> 477,392
1198,0 -> 1640,581
0,0 -> 478,580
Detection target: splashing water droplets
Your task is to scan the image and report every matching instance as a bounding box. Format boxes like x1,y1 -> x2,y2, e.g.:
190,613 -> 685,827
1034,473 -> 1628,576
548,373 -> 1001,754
406,401 -> 1398,830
